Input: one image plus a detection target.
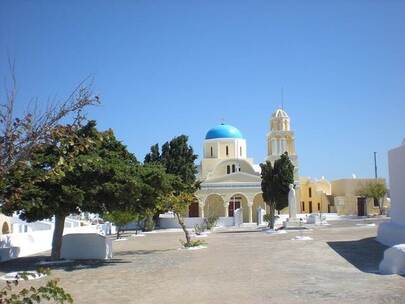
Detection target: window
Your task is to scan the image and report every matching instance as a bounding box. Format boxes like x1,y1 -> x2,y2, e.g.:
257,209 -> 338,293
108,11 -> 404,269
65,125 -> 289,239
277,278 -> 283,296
227,165 -> 230,174
308,187 -> 312,198
240,147 -> 242,156
232,164 -> 236,173
210,147 -> 213,157
226,146 -> 229,156
374,198 -> 379,207
318,203 -> 321,211
302,201 -> 305,211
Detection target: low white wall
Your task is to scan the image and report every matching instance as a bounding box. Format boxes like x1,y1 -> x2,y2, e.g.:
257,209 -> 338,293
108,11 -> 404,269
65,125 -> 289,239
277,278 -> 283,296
0,225 -> 101,262
158,217 -> 205,229
158,216 -> 236,229
61,233 -> 112,260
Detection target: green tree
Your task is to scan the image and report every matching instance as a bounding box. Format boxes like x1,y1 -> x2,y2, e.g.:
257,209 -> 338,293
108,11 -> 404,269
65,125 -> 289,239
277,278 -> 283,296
145,135 -> 198,246
103,210 -> 139,239
1,121 -> 142,260
260,152 -> 294,229
356,180 -> 387,215
136,163 -> 176,231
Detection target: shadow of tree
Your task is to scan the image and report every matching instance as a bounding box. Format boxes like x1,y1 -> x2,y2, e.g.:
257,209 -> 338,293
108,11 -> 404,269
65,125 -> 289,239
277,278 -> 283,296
0,255 -> 130,274
327,237 -> 388,274
217,230 -> 261,234
115,249 -> 174,257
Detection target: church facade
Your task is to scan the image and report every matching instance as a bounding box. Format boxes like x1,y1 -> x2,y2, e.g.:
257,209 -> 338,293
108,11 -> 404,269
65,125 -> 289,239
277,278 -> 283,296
193,108 -> 299,223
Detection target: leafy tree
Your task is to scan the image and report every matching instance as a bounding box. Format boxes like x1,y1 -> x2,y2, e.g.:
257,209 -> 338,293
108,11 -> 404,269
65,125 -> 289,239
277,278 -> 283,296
1,121 -> 142,260
356,180 -> 387,215
144,143 -> 160,164
136,163 -> 176,231
103,210 -> 139,239
260,152 -> 294,229
144,135 -> 198,246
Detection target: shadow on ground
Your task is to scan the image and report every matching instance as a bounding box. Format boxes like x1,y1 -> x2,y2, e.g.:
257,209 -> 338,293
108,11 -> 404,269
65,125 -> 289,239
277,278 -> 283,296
115,249 -> 174,257
327,237 -> 387,274
217,229 -> 261,234
0,255 -> 130,274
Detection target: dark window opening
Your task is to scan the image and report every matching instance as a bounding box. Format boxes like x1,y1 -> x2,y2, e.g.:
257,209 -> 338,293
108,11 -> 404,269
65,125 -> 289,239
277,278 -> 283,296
317,203 -> 321,211
309,201 -> 313,213
232,164 -> 236,173
373,198 -> 379,207
302,201 -> 305,211
227,165 -> 230,174
226,146 -> 229,156
309,187 -> 312,198
210,147 -> 213,157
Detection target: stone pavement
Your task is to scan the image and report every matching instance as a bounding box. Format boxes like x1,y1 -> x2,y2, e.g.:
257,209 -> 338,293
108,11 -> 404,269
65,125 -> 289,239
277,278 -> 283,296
1,219 -> 404,304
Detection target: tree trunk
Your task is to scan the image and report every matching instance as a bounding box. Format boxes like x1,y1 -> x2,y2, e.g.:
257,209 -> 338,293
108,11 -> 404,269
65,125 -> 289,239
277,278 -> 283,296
269,203 -> 276,230
175,213 -> 191,246
51,214 -> 66,260
116,227 -> 121,239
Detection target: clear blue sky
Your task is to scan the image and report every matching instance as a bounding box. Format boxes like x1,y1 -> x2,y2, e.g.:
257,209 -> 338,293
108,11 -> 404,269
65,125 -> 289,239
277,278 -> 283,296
1,0 -> 404,181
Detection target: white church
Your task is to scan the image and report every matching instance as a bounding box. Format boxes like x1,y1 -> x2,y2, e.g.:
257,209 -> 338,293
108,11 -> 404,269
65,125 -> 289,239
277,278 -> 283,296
190,108 -> 299,224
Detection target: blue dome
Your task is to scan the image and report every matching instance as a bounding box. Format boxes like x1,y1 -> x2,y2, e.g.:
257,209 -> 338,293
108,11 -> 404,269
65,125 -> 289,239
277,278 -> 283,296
205,124 -> 243,140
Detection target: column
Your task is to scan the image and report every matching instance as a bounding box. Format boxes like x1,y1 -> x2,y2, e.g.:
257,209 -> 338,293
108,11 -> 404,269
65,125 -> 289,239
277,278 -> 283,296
248,202 -> 253,223
199,203 -> 205,218
223,202 -> 229,217
271,138 -> 276,155
282,138 -> 287,153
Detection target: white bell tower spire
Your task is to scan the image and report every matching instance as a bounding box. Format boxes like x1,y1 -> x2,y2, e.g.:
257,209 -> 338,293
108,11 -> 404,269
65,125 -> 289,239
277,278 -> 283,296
266,108 -> 299,183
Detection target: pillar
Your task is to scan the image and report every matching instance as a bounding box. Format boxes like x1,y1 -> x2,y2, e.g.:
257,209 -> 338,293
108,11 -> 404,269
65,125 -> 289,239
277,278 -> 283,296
223,202 -> 229,217
199,203 -> 205,218
271,138 -> 276,155
248,202 -> 253,223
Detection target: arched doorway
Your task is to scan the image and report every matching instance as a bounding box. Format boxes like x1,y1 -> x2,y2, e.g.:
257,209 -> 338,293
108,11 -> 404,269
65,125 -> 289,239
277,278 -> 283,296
1,222 -> 10,234
229,194 -> 249,223
204,194 -> 225,218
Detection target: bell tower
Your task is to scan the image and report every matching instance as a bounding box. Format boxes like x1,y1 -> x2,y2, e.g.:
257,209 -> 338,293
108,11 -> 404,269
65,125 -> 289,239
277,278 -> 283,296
266,108 -> 299,183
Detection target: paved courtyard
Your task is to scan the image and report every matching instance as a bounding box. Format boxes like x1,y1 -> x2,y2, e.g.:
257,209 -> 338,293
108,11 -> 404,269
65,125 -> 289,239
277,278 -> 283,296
1,219 -> 404,304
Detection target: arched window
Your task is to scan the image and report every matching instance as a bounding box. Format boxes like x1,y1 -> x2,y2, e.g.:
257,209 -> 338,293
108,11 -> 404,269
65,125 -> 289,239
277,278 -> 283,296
226,146 -> 229,156
227,165 -> 230,174
210,146 -> 213,157
232,164 -> 236,173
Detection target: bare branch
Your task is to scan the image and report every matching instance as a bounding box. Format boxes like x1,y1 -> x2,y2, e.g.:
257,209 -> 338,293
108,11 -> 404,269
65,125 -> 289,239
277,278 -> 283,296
0,61 -> 100,178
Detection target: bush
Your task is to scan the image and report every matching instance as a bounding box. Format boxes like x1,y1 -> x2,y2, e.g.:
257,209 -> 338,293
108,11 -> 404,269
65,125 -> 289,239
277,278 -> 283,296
0,268 -> 73,303
204,215 -> 218,230
194,224 -> 206,235
180,239 -> 206,248
263,214 -> 272,223
143,215 -> 155,232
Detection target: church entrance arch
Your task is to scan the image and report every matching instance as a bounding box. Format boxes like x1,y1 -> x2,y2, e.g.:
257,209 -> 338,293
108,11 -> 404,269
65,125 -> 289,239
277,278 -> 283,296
229,194 -> 249,223
204,194 -> 225,218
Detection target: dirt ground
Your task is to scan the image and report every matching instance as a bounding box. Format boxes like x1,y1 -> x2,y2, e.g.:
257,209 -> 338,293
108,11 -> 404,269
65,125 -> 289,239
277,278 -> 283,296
1,218 -> 404,304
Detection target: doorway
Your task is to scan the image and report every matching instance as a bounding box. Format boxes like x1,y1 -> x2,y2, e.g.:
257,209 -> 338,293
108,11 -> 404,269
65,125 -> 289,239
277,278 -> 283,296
357,197 -> 366,216
228,199 -> 241,217
309,201 -> 313,213
188,202 -> 199,217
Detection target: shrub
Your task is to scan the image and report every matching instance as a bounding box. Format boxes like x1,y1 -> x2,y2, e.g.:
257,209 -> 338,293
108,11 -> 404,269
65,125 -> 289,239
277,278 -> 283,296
180,239 -> 206,248
194,224 -> 206,235
204,215 -> 219,230
0,268 -> 73,303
